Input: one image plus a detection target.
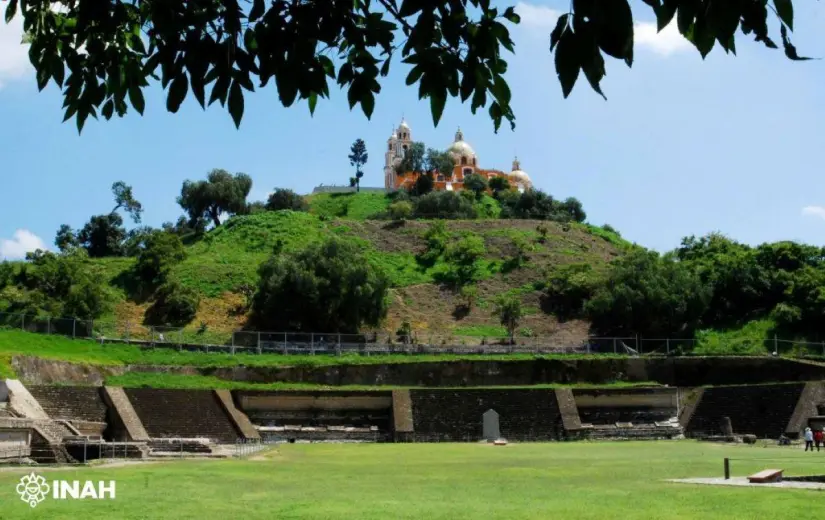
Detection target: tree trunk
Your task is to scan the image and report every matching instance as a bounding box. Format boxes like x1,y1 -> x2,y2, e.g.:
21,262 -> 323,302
209,207 -> 221,228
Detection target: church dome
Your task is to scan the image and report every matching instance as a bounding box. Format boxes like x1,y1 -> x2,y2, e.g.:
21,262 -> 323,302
398,118 -> 410,131
447,127 -> 477,162
508,157 -> 532,188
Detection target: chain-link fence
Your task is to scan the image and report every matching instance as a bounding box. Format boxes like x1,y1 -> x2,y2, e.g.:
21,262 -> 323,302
2,311 -> 824,358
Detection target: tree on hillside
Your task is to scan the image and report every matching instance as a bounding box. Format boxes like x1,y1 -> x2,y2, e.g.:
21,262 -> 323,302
10,1 -> 806,132
134,231 -> 187,288
463,174 -> 488,200
54,224 -> 78,253
77,214 -> 127,258
412,173 -> 434,197
488,177 -> 511,198
251,238 -> 389,333
493,294 -> 523,344
348,139 -> 369,192
111,181 -> 143,224
444,234 -> 486,286
266,189 -> 308,212
585,249 -> 711,338
557,197 -> 586,223
177,169 -> 252,229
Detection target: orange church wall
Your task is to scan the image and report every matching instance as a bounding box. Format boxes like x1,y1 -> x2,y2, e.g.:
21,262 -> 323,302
393,167 -> 510,192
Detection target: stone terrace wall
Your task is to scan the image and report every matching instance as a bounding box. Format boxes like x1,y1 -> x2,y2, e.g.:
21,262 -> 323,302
410,389 -> 563,441
685,383 -> 805,439
124,389 -> 239,443
26,385 -> 108,423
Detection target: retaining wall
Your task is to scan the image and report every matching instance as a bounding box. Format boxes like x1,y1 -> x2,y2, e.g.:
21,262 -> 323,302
685,383 -> 806,439
409,389 -> 563,441
573,387 -> 678,425
124,389 -> 239,443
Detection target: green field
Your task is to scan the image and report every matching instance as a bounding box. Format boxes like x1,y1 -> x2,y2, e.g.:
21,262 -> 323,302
0,442 -> 823,519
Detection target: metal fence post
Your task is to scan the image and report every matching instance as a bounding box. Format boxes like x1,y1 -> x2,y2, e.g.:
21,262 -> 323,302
46,317 -> 51,335
283,333 -> 287,355
72,318 -> 76,339
257,332 -> 262,355
20,313 -> 24,331
613,338 -> 617,354
774,334 -> 778,354
231,333 -> 236,355
666,338 -> 670,355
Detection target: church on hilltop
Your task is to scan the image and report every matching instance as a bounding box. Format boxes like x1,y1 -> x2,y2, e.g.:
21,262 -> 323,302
383,118 -> 533,193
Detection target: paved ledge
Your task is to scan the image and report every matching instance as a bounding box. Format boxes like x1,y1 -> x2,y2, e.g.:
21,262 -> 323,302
668,477 -> 825,490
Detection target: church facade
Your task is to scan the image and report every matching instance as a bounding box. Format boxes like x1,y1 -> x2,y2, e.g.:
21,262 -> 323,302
383,118 -> 533,193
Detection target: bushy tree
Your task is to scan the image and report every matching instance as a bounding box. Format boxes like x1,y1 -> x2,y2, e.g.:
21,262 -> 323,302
348,139 -> 368,192
493,294 -> 523,344
162,216 -> 207,238
77,214 -> 127,257
463,173 -> 488,200
111,181 -> 143,223
545,263 -> 604,319
425,149 -> 455,176
444,235 -> 486,286
122,226 -> 157,256
585,250 -> 711,337
178,169 -> 253,228
252,238 -> 389,332
411,173 -> 435,196
134,231 -> 187,287
145,281 -> 200,326
54,224 -> 78,252
266,189 -> 308,212
414,191 -> 476,219
489,176 -> 511,197
558,197 -> 586,223
388,200 -> 413,221
396,142 -> 426,175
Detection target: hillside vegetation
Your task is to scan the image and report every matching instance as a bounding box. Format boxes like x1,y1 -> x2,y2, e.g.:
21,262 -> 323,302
1,191 -> 627,346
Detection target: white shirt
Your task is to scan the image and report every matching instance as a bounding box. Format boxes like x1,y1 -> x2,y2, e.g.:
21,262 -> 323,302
805,430 -> 814,441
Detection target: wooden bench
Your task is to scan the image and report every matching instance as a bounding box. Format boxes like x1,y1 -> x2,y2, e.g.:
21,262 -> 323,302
748,469 -> 783,483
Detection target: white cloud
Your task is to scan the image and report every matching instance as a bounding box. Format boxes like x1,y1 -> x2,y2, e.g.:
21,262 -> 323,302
802,206 -> 825,220
514,2 -> 690,57
634,20 -> 691,56
0,230 -> 47,260
0,15 -> 32,89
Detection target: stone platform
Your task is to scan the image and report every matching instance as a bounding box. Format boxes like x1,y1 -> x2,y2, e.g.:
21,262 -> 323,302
669,477 -> 825,490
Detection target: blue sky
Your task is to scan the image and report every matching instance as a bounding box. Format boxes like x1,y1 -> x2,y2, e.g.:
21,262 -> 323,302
1,0 -> 824,259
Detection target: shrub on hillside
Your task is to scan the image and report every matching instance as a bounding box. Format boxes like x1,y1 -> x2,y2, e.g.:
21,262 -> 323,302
544,263 -> 604,319
463,173 -> 488,200
145,281 -> 201,326
388,200 -> 413,221
443,235 -> 486,286
251,238 -> 389,332
266,188 -> 308,212
492,294 -> 523,344
414,191 -> 476,219
134,231 -> 187,288
417,221 -> 450,267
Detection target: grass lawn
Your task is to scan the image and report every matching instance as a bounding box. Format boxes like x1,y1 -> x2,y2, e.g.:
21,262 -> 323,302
0,442 -> 823,519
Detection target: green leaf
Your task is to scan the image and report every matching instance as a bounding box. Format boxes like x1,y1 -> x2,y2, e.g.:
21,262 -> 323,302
550,14 -> 570,51
166,73 -> 189,113
656,0 -> 678,31
101,99 -> 114,120
128,85 -> 145,115
228,80 -> 244,128
76,109 -> 89,134
405,65 -> 424,86
209,75 -> 230,106
361,91 -> 375,119
380,58 -> 391,77
308,92 -> 318,115
503,6 -> 521,24
491,75 -> 511,104
554,28 -> 580,98
50,55 -> 65,87
5,0 -> 17,24
594,0 -> 634,65
774,0 -> 794,30
430,90 -> 447,126
578,31 -> 607,100
36,67 -> 50,91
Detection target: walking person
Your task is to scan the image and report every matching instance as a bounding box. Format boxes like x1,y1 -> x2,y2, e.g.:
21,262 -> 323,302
805,427 -> 814,452
815,428 -> 823,452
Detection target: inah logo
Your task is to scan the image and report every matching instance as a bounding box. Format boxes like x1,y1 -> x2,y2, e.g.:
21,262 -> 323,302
17,472 -> 50,508
14,472 -> 116,508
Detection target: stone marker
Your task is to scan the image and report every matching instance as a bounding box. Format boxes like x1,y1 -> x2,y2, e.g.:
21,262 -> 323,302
720,416 -> 733,437
483,409 -> 500,442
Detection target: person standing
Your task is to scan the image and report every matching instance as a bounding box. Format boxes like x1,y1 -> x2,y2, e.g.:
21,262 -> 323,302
817,428 -> 825,452
805,427 -> 814,452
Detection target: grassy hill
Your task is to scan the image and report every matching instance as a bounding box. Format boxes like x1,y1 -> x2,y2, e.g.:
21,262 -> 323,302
57,192 -> 628,345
